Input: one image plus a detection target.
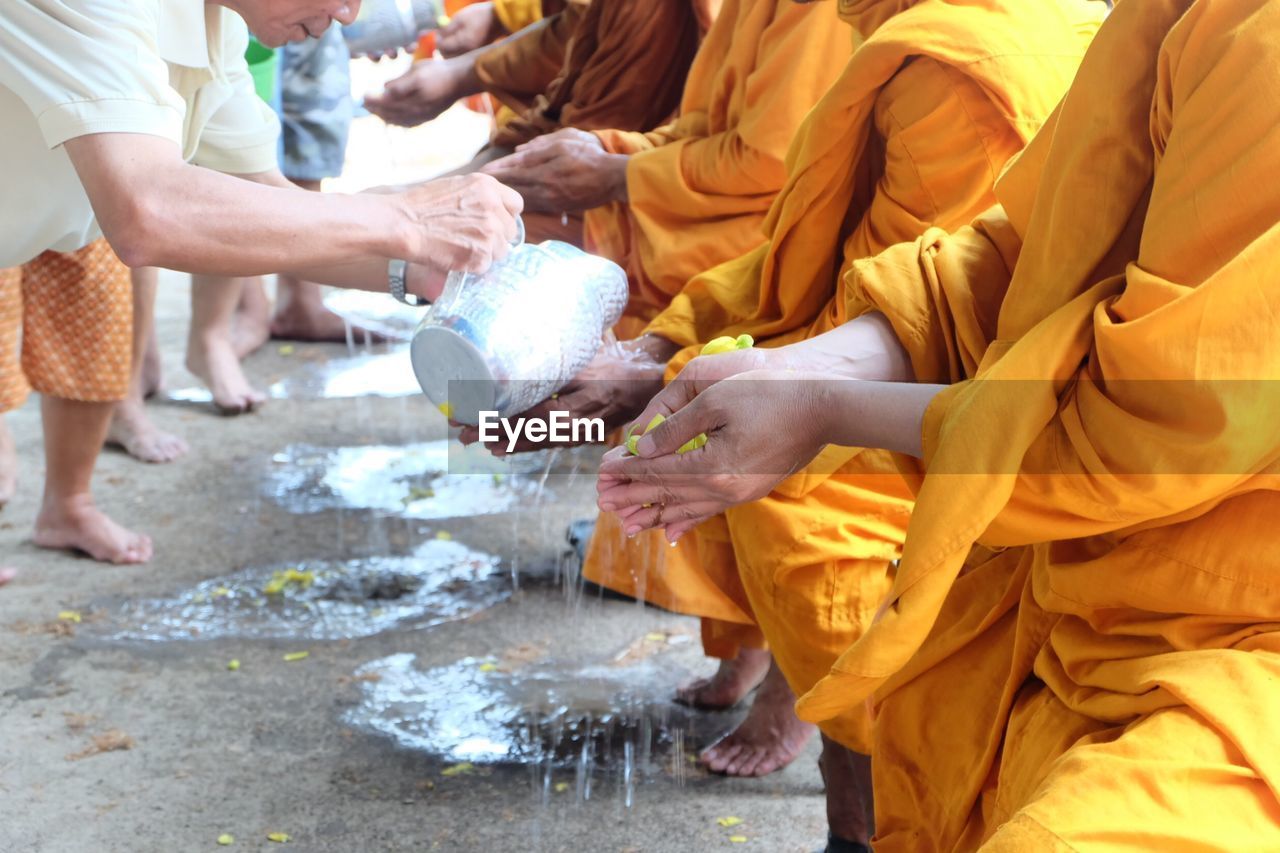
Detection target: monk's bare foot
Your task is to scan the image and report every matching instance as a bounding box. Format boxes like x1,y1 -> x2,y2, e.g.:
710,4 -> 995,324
819,735 -> 874,848
699,662 -> 816,777
0,418 -> 16,508
185,332 -> 266,415
107,398 -> 189,463
270,297 -> 385,344
676,646 -> 771,709
34,494 -> 153,564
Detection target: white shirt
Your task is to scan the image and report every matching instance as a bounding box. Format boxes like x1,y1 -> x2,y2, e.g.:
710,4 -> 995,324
0,0 -> 281,267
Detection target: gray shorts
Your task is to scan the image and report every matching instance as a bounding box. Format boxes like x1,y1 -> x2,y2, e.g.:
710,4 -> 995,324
277,24 -> 353,181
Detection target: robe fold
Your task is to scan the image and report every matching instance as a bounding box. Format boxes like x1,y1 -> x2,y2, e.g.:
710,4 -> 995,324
584,0 -> 852,334
802,0 -> 1280,846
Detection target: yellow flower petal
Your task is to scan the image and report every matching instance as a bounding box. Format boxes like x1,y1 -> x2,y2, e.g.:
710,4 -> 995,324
282,651 -> 310,662
437,402 -> 454,419
226,659 -> 241,671
478,662 -> 498,672
57,610 -> 81,623
277,345 -> 295,356
441,762 -> 473,777
217,833 -> 235,846
266,831 -> 291,843
435,530 -> 452,541
553,781 -> 570,793
717,817 -> 743,828
729,835 -> 748,843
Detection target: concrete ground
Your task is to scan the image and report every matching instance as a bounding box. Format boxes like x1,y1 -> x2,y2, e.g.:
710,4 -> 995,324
0,60 -> 828,853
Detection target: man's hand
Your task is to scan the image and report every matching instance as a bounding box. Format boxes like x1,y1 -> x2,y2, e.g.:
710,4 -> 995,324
437,2 -> 507,56
596,369 -> 837,540
481,128 -> 629,212
364,57 -> 477,127
391,173 -> 523,275
459,335 -> 681,454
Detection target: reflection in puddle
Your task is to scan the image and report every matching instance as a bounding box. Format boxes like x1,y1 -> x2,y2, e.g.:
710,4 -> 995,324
264,440 -> 554,519
268,349 -> 421,400
99,539 -> 506,642
345,642 -> 738,803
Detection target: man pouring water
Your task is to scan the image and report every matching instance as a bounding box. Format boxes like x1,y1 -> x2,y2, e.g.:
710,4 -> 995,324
0,0 -> 522,290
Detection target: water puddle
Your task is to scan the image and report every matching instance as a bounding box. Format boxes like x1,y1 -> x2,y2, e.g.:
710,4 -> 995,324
268,349 -> 421,400
264,440 -> 556,519
95,539 -> 506,642
345,637 -> 738,802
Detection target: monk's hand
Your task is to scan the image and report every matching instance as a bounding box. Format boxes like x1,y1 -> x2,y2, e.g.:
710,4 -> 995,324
393,173 -> 523,276
597,369 -> 835,542
437,2 -> 507,56
364,58 -> 470,127
480,129 -> 629,212
458,335 -> 681,454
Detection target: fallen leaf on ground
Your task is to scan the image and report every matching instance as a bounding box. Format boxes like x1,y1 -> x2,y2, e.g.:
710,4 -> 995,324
282,651 -> 309,662
66,729 -> 136,761
63,712 -> 96,732
440,762 -> 473,777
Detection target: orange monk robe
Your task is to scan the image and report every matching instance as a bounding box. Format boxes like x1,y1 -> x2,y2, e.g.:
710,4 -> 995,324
584,0 -> 1104,749
801,0 -> 1280,847
474,0 -> 719,150
490,0 -> 554,33
584,0 -> 853,338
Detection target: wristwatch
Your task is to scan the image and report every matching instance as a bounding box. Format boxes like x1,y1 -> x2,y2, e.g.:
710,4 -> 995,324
388,259 -> 428,306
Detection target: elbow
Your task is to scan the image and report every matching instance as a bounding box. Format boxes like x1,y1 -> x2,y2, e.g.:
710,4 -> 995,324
102,191 -> 167,269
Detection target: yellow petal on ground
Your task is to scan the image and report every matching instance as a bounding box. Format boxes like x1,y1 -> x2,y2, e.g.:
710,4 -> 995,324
227,659 -> 241,671
644,632 -> 667,643
57,610 -> 82,623
729,836 -> 748,843
478,662 -> 498,672
435,531 -> 452,541
437,402 -> 453,419
266,831 -> 291,843
441,762 -> 473,777
213,587 -> 231,598
717,817 -> 743,828
282,651 -> 310,662
554,782 -> 570,793
217,833 -> 235,846
277,344 -> 295,356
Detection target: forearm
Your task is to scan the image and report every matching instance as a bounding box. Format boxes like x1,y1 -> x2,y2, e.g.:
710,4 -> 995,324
779,313 -> 916,382
817,379 -> 945,458
68,135 -> 410,276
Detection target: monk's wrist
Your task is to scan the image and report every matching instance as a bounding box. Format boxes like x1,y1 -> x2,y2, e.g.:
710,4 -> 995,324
605,154 -> 630,203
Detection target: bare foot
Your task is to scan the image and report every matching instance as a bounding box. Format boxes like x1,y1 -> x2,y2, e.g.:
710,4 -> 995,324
0,418 -> 16,508
107,398 -> 189,463
819,735 -> 874,847
34,494 -> 153,564
185,332 -> 267,415
270,293 -> 386,344
232,280 -> 271,359
699,662 -> 816,777
676,646 -> 772,709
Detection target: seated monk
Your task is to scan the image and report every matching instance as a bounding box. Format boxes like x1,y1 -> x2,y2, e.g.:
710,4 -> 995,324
541,0 -> 1105,843
599,0 -> 1280,848
459,0 -> 854,779
366,0 -> 718,242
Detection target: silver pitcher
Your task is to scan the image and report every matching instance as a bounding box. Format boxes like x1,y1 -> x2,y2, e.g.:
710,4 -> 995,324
342,0 -> 442,57
410,241 -> 628,425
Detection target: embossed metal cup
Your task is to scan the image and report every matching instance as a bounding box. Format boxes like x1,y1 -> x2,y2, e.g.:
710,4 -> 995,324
410,241 -> 628,425
342,0 -> 442,57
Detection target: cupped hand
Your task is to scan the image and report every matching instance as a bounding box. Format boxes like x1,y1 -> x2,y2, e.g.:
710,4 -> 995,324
393,173 -> 523,275
364,58 -> 467,127
481,128 -> 628,212
437,2 -> 506,56
596,369 -> 835,541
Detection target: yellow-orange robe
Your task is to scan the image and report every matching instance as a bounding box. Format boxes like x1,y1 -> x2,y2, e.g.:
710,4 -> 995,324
803,0 -> 1280,847
475,0 -> 719,149
584,0 -> 1104,749
584,0 -> 852,337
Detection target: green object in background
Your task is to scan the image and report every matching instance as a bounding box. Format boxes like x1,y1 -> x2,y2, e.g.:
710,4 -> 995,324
244,38 -> 278,103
